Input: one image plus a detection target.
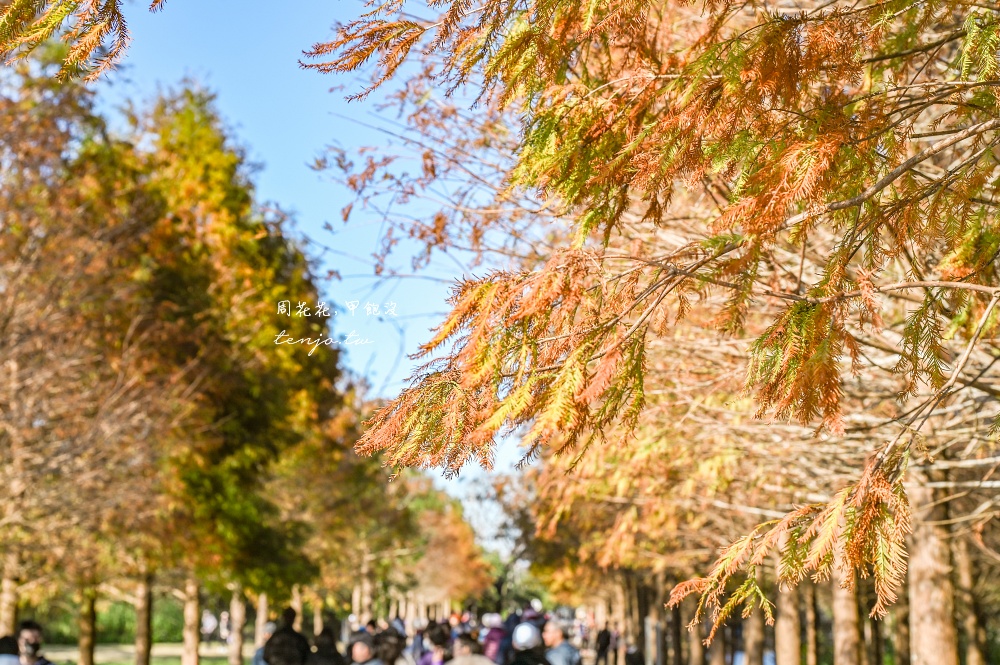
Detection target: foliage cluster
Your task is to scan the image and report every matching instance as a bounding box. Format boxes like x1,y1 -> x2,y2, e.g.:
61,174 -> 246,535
8,0 -> 1000,645
0,46 -> 491,641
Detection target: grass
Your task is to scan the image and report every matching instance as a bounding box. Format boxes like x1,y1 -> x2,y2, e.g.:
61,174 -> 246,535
57,659 -> 233,665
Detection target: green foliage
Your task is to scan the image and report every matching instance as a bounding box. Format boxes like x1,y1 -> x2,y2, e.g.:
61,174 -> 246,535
0,51 -> 346,601
22,595 -> 185,644
151,597 -> 186,644
746,301 -> 850,432
961,11 -> 1000,80
109,86 -> 343,592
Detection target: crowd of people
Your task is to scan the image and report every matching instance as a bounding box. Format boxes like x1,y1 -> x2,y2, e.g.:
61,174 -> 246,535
0,607 -> 632,665
259,607 -> 636,665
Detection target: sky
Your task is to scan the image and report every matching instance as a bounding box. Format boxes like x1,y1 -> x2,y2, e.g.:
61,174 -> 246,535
95,0 -> 518,548
98,0 -> 452,397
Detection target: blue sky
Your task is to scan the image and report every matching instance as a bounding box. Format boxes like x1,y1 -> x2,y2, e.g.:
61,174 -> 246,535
99,0 -> 455,398
96,0 -> 517,546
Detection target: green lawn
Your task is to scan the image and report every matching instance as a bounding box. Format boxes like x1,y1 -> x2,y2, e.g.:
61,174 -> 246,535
63,659 -> 233,665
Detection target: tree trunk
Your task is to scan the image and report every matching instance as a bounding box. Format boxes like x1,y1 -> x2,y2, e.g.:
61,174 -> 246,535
647,574 -> 664,665
360,546 -> 373,625
404,593 -> 415,627
183,577 -> 201,665
671,603 -> 684,665
907,481 -> 958,665
892,584 -> 910,665
684,599 -> 704,665
744,614 -> 764,665
804,582 -> 818,665
859,580 -> 881,665
860,583 -> 873,665
623,574 -> 637,658
832,566 -> 860,665
255,593 -> 269,648
351,585 -> 361,624
707,623 -> 725,665
953,537 -> 985,665
629,576 -> 648,665
229,586 -> 246,665
291,585 -> 304,632
742,569 -> 764,665
0,554 -> 18,636
775,582 -> 801,665
135,575 -> 153,665
78,586 -> 97,665
613,588 -> 627,665
314,592 -> 324,637
869,618 -> 882,665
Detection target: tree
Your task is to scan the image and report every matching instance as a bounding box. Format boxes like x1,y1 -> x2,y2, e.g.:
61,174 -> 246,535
9,0 -> 1000,651
0,52 -> 347,664
114,86 -> 341,665
0,47 -> 196,637
269,380 -> 419,621
272,380 -> 493,625
315,0 -> 1000,639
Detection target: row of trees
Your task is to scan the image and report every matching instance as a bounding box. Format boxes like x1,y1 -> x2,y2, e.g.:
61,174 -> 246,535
0,47 -> 490,664
310,1 -> 1000,663
5,0 -> 1000,663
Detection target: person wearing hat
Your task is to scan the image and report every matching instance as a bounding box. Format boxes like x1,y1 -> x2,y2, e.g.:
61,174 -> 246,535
350,630 -> 383,665
480,614 -> 505,664
510,623 -> 549,665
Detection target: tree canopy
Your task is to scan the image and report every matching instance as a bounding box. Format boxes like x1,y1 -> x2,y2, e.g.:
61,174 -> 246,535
0,48 -> 492,643
5,0 -> 1000,642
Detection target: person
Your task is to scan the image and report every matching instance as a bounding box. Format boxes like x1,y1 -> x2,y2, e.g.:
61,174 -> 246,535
624,644 -> 643,665
202,610 -> 219,646
510,624 -> 548,665
608,626 -> 620,665
418,623 -> 452,665
16,621 -> 53,665
308,628 -> 347,665
349,631 -> 383,665
499,613 -> 519,665
254,622 -> 277,665
391,616 -> 407,638
450,633 -> 493,665
519,609 -> 545,634
410,619 -> 429,663
374,628 -> 410,665
480,614 -> 505,664
541,622 -> 579,665
264,608 -> 312,665
0,636 -> 18,665
595,624 -> 611,665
